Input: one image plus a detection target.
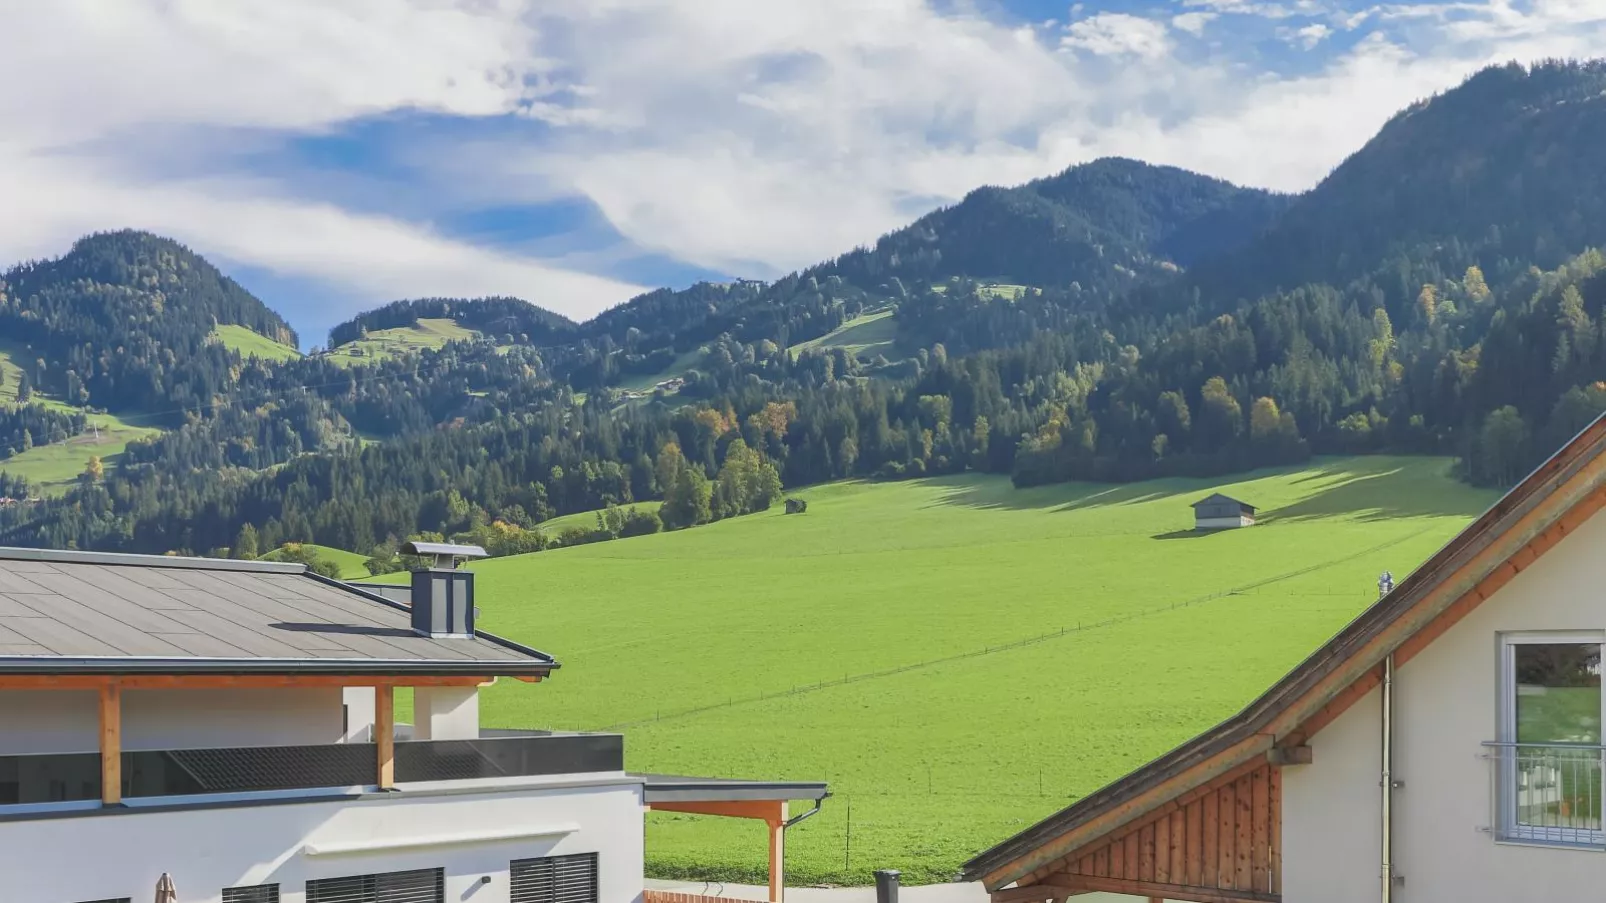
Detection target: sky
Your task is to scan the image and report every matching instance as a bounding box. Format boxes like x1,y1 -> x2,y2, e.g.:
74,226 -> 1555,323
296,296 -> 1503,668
2,1 -> 1604,347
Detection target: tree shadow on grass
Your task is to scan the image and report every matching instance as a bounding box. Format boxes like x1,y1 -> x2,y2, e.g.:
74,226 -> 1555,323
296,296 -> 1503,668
1258,458 -> 1496,523
918,456 -> 1496,523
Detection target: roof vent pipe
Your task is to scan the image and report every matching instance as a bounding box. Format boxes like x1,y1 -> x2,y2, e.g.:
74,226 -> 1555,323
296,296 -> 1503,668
400,541 -> 488,639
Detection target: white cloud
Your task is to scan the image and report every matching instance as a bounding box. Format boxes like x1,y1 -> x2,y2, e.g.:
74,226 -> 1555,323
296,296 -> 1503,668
0,0 -> 641,324
0,146 -> 646,323
1172,12 -> 1219,35
1290,22 -> 1333,48
4,0 -> 1606,324
1061,13 -> 1174,59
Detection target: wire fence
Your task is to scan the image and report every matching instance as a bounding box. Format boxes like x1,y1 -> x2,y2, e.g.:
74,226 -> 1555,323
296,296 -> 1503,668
606,525 -> 1434,731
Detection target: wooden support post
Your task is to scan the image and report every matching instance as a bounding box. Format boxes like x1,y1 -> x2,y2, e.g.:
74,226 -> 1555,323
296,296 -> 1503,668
768,801 -> 788,903
99,681 -> 121,805
375,684 -> 395,789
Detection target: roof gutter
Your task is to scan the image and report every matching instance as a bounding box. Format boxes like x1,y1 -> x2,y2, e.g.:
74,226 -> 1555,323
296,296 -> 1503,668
0,656 -> 555,677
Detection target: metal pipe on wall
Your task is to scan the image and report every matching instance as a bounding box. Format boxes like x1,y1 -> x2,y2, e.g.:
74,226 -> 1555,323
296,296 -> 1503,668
1381,653 -> 1395,903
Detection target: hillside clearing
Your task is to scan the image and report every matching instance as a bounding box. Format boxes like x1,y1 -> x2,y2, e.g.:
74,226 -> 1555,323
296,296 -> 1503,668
789,308 -> 898,359
260,543 -> 371,579
534,502 -> 661,536
325,317 -> 479,366
0,412 -> 162,496
211,324 -> 301,362
368,456 -> 1493,883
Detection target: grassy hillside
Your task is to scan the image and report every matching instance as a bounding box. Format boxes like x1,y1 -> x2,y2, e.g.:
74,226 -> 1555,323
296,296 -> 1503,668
789,308 -> 899,359
394,456 -> 1493,884
0,339 -> 162,495
325,317 -> 478,366
261,543 -> 371,580
534,502 -> 660,536
211,324 -> 302,362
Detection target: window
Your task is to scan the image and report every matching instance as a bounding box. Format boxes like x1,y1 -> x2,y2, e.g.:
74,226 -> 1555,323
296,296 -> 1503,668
1495,633 -> 1605,846
306,868 -> 443,903
511,853 -> 599,903
224,885 -> 281,903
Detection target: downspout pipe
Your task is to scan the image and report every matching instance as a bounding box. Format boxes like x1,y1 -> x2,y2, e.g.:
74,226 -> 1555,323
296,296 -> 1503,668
1381,653 -> 1395,903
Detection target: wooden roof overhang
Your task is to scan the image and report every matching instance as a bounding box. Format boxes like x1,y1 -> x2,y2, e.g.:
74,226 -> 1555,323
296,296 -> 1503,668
964,414 -> 1606,898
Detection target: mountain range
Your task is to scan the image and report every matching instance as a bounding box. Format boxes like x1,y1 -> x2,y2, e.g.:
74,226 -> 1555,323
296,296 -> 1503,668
2,59 -> 1606,559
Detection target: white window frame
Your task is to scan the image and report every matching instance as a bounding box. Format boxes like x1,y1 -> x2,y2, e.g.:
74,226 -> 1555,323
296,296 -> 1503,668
1495,630 -> 1606,848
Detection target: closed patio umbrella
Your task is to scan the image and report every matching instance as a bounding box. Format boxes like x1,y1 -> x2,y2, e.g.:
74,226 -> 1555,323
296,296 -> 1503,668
155,873 -> 178,903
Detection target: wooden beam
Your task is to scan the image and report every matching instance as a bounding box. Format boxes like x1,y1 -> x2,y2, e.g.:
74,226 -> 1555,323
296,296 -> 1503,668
769,801 -> 788,903
1264,746 -> 1312,766
1043,874 -> 1278,903
0,674 -> 510,691
375,684 -> 395,790
649,799 -> 786,821
990,884 -> 1081,903
99,681 -> 121,805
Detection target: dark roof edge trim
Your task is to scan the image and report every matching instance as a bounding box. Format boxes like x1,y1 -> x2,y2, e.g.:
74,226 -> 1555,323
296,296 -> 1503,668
961,414 -> 1606,884
0,546 -> 306,574
0,656 -> 555,676
301,571 -> 561,667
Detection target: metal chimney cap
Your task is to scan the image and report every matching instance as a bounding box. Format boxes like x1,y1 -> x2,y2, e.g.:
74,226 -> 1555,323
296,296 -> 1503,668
401,541 -> 489,559
402,541 -> 489,570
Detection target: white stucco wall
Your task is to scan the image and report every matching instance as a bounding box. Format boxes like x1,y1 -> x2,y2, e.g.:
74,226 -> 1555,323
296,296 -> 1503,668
1194,516 -> 1252,530
0,776 -> 645,903
0,687 -> 343,754
1282,505 -> 1606,902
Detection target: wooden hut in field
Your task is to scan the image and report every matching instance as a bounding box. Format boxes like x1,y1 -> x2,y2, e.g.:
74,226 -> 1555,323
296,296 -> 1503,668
1191,492 -> 1256,530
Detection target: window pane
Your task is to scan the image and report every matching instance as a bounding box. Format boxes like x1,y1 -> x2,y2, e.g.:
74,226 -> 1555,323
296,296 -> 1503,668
1515,643 -> 1602,744
1511,642 -> 1602,837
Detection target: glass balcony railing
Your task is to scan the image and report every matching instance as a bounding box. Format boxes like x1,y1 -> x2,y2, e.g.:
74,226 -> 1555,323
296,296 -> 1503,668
0,732 -> 624,806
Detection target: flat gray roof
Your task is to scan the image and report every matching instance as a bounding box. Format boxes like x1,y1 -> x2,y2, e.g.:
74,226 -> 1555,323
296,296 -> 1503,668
0,547 -> 554,675
638,773 -> 829,804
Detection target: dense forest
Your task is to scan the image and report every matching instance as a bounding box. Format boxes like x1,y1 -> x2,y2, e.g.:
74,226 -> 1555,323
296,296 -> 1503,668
4,60 -> 1606,560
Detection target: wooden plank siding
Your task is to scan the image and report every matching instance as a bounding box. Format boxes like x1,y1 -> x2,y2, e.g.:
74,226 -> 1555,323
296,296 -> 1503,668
1016,761 -> 1282,903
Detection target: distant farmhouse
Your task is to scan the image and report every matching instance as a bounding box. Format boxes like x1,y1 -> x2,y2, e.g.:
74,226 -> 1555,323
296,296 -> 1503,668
1191,493 -> 1256,530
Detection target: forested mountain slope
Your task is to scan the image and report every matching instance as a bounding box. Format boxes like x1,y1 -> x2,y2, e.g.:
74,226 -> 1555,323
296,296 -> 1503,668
0,231 -> 296,416
826,157 -> 1289,293
5,61 -> 1606,561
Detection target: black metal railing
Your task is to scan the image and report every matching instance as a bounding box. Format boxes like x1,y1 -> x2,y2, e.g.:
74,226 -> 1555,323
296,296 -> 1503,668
0,733 -> 624,806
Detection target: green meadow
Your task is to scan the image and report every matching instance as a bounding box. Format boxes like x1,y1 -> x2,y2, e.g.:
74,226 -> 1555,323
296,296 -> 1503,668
1,339 -> 163,495
326,317 -> 479,366
374,456 -> 1494,883
789,309 -> 899,359
211,324 -> 302,362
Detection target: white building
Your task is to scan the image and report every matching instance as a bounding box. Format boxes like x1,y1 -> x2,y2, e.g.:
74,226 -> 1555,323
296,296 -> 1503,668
962,415 -> 1606,902
0,544 -> 824,903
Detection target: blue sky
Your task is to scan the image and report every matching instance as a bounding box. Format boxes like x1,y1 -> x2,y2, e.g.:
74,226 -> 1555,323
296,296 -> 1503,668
1,1 -> 1602,346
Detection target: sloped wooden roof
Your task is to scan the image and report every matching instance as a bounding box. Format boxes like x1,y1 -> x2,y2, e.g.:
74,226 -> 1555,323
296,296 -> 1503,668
1191,493 -> 1255,512
964,414 -> 1606,890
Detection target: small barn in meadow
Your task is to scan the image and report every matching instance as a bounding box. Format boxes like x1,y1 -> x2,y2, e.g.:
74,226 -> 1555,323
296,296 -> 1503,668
1191,492 -> 1256,530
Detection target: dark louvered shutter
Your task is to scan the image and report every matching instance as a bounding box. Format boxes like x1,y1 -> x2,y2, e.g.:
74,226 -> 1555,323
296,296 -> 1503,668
223,885 -> 280,903
510,854 -> 599,903
306,868 -> 444,903
73,899 -> 131,903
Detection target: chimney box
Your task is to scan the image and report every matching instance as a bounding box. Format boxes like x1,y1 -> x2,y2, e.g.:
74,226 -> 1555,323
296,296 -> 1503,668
400,541 -> 488,639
